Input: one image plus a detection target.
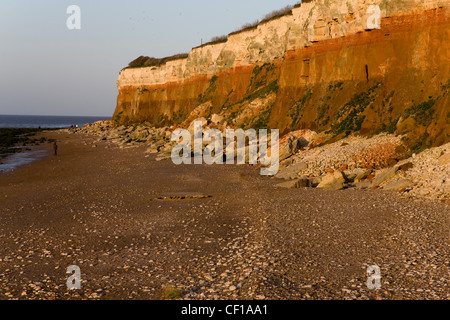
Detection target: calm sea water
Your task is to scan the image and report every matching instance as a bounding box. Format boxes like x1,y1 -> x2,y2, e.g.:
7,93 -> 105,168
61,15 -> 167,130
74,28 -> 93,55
0,150 -> 50,173
0,115 -> 110,128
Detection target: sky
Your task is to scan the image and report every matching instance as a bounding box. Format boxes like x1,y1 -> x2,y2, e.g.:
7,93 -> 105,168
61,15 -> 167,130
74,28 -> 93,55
0,0 -> 299,117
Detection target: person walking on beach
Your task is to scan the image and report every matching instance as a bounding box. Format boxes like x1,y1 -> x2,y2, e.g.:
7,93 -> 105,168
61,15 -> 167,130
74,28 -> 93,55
53,142 -> 58,156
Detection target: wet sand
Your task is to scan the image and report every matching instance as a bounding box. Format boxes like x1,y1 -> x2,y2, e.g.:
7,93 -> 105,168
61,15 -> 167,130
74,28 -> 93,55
0,130 -> 448,300
0,149 -> 51,173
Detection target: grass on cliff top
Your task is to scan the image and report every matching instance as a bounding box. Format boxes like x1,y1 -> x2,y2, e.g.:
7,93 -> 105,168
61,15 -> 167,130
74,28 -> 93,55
193,35 -> 228,50
124,2 -> 302,68
228,2 -> 301,36
124,53 -> 189,70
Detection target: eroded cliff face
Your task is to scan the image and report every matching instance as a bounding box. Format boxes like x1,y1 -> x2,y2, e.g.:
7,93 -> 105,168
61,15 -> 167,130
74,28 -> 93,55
114,0 -> 450,150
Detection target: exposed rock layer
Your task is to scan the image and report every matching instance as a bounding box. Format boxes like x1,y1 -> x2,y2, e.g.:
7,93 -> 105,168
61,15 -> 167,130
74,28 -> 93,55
114,0 -> 450,149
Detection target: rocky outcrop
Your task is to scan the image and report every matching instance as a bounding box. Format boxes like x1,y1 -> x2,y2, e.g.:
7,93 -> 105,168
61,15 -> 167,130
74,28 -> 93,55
274,132 -> 449,202
114,0 -> 450,151
73,119 -> 449,202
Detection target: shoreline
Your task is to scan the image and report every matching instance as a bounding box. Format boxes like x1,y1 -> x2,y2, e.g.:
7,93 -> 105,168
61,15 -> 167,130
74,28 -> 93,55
2,127 -> 448,206
0,130 -> 448,300
0,128 -> 59,174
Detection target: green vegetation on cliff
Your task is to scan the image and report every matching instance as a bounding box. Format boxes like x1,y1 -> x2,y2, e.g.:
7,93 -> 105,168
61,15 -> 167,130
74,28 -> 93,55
125,54 -> 189,69
403,99 -> 436,127
289,89 -> 312,131
330,83 -> 382,136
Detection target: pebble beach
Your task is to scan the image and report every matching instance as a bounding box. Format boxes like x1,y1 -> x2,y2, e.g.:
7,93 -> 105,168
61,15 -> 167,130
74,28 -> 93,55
0,129 -> 448,300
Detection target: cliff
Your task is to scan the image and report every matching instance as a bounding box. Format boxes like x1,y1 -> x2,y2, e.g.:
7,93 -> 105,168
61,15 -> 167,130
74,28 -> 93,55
114,0 -> 450,151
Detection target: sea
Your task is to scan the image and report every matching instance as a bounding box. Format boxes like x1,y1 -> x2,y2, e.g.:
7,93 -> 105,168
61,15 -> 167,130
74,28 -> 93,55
0,114 -> 110,128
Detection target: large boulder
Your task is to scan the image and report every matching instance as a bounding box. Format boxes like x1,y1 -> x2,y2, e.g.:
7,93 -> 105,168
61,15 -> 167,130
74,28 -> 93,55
129,128 -> 150,141
187,118 -> 208,136
383,179 -> 414,191
275,161 -> 308,179
349,168 -> 373,182
317,171 -> 348,190
371,166 -> 399,187
275,130 -> 318,161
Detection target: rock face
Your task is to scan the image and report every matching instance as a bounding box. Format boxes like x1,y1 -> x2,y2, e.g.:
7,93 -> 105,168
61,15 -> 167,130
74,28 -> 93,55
102,0 -> 450,201
114,0 -> 450,150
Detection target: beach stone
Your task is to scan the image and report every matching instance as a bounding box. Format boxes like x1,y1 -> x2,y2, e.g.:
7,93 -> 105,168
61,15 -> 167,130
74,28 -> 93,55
275,180 -> 299,189
398,162 -> 414,172
188,118 -> 207,135
310,176 -> 323,187
131,128 -> 150,141
322,182 -> 346,191
383,179 -> 414,191
317,171 -> 347,190
276,161 -> 307,178
125,127 -> 135,134
296,178 -> 312,188
345,172 -> 358,181
278,158 -> 294,170
386,158 -> 398,167
352,168 -> 373,182
279,136 -> 306,161
211,114 -> 223,125
146,146 -> 159,154
371,166 -> 398,187
155,152 -> 172,161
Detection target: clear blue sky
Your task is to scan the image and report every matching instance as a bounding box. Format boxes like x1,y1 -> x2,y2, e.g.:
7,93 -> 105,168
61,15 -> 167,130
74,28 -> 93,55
0,0 -> 299,117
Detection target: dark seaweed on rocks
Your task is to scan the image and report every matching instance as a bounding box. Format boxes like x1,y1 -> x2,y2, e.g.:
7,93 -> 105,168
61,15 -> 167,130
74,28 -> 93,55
0,128 -> 55,155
